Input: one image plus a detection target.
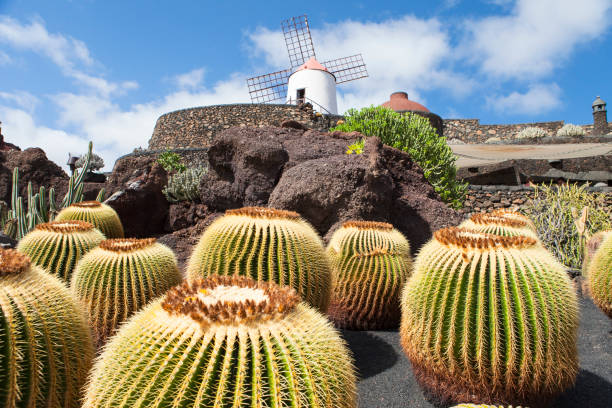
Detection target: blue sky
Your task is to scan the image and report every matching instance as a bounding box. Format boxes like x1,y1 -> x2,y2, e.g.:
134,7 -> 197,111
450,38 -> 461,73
1,0 -> 611,170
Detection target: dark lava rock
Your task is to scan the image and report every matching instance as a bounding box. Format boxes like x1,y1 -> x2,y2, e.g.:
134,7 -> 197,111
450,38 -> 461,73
280,120 -> 308,130
200,126 -> 355,210
105,155 -> 168,237
268,137 -> 463,252
0,233 -> 17,248
166,201 -> 209,232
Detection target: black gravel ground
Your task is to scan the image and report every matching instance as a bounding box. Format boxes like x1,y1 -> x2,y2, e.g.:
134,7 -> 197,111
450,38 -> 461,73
342,297 -> 612,408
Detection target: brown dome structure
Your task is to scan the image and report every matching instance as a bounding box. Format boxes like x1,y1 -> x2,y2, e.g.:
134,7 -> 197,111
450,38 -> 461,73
380,91 -> 443,137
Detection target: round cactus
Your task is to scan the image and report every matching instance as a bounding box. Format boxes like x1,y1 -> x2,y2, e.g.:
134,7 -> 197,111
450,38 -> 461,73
400,227 -> 578,406
0,249 -> 94,407
326,220 -> 412,329
17,220 -> 105,283
71,238 -> 182,347
582,229 -> 611,278
186,206 -> 332,311
460,212 -> 539,239
56,201 -> 124,238
83,275 -> 356,408
587,232 -> 612,318
489,209 -> 537,232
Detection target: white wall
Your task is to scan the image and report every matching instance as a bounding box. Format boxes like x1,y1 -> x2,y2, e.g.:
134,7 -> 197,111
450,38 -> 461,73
286,69 -> 338,114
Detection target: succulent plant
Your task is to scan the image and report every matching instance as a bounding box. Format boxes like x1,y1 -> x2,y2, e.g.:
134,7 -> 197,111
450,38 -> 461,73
0,248 -> 94,407
17,220 -> 105,283
400,227 -> 578,406
55,201 -> 124,238
82,275 -> 356,408
326,220 -> 412,329
582,229 -> 611,278
71,238 -> 182,347
186,206 -> 332,311
587,232 -> 612,318
460,212 -> 539,239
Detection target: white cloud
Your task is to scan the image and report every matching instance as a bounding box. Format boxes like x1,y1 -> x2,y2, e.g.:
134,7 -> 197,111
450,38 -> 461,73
174,68 -> 205,90
463,0 -> 612,79
487,83 -> 562,115
0,91 -> 39,112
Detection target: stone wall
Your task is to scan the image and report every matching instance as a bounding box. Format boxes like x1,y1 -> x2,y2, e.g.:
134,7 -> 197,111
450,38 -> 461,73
444,119 -> 612,143
149,103 -> 343,150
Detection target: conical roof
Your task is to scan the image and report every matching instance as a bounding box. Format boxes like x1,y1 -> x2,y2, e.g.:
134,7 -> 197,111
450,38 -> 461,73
381,92 -> 430,113
592,96 -> 606,107
295,57 -> 329,72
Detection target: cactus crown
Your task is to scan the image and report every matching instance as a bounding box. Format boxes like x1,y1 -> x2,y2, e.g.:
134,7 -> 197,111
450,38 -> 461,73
342,220 -> 393,231
468,213 -> 530,229
72,200 -> 102,208
163,275 -> 300,326
436,227 -> 537,251
226,206 -> 300,220
35,219 -> 95,233
0,248 -> 30,274
99,237 -> 156,252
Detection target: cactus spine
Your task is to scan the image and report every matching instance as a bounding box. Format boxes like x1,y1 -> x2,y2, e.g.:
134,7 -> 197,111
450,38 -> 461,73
400,227 -> 578,406
582,229 -> 611,278
72,238 -> 182,347
56,201 -> 124,238
460,212 -> 539,239
17,220 -> 105,283
326,220 -> 412,329
587,232 -> 612,318
186,206 -> 332,311
0,249 -> 94,407
83,275 -> 356,408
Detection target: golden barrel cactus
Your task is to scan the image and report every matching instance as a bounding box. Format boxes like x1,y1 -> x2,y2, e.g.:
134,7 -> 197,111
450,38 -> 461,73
582,229 -> 611,278
489,209 -> 537,232
56,200 -> 124,238
71,238 -> 182,347
0,249 -> 94,407
587,232 -> 612,317
17,220 -> 105,283
186,206 -> 332,311
460,212 -> 539,239
400,227 -> 578,406
326,220 -> 412,329
83,275 -> 356,408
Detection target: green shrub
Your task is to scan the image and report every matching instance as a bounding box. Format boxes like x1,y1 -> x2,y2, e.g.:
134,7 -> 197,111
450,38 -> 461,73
523,183 -> 612,269
515,126 -> 547,139
163,166 -> 207,202
157,150 -> 186,173
331,106 -> 466,208
557,123 -> 585,137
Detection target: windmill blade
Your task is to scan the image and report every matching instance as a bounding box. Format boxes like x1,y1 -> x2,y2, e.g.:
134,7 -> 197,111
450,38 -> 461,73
282,15 -> 316,68
322,54 -> 369,84
246,68 -> 292,103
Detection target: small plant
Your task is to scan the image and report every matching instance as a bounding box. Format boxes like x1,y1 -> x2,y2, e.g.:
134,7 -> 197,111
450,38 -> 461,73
157,150 -> 186,173
17,220 -> 105,283
331,106 -> 466,208
82,275 -> 357,408
163,165 -> 207,202
523,183 -> 612,269
401,227 -> 578,406
76,152 -> 105,171
345,138 -> 364,155
587,232 -> 612,317
186,206 -> 332,311
0,248 -> 94,407
72,238 -> 182,347
55,200 -> 124,238
515,126 -> 547,139
557,123 -> 586,137
327,221 -> 412,329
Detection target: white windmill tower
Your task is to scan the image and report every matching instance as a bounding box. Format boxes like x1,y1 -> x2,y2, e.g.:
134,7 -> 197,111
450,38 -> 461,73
246,15 -> 368,115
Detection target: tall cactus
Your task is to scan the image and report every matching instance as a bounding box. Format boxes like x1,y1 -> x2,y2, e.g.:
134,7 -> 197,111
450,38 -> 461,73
71,238 -> 182,347
0,248 -> 94,407
587,232 -> 612,318
82,275 -> 357,408
186,206 -> 332,311
460,212 -> 539,239
17,220 -> 105,283
400,227 -> 578,406
56,201 -> 124,238
326,220 -> 412,329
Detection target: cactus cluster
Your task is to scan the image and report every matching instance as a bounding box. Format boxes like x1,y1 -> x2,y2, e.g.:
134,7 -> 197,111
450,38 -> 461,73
587,232 -> 612,318
460,212 -> 539,239
0,249 -> 94,407
17,220 -> 105,283
82,275 -> 356,408
56,201 -> 124,238
400,227 -> 578,406
187,206 -> 332,311
163,166 -> 208,202
327,220 -> 412,329
72,238 -> 182,347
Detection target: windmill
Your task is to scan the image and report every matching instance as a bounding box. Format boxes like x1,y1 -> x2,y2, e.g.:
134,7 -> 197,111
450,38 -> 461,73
246,15 -> 368,115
